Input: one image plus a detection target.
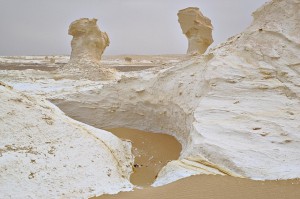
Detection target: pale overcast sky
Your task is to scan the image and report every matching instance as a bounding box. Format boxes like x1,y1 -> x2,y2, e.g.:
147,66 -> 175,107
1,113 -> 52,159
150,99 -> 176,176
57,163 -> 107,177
0,0 -> 267,56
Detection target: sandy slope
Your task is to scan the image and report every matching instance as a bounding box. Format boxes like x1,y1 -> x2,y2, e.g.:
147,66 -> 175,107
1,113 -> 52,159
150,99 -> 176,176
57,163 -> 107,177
107,128 -> 181,187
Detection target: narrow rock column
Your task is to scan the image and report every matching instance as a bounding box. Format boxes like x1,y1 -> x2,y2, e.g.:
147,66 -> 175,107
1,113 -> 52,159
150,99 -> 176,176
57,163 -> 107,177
178,7 -> 213,55
68,18 -> 110,63
63,18 -> 115,80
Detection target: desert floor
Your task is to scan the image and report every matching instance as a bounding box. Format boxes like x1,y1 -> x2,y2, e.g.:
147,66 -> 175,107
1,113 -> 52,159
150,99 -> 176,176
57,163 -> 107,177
1,55 -> 300,199
96,174 -> 300,199
94,128 -> 300,199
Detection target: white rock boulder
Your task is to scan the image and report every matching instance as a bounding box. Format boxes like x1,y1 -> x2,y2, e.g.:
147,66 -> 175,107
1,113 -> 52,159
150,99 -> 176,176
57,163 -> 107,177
0,82 -> 133,198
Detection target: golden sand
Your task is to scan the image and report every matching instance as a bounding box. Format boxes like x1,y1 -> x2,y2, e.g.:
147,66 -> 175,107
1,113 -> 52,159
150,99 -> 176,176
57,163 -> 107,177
96,175 -> 300,199
106,128 -> 182,186
94,128 -> 300,199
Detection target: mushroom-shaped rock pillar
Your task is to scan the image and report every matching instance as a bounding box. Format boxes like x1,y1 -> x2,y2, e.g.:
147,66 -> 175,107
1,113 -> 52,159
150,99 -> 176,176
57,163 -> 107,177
68,18 -> 110,63
178,7 -> 213,55
64,18 -> 115,80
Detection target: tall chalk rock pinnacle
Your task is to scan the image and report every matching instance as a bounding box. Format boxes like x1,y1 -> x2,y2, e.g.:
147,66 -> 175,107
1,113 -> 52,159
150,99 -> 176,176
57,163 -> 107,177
63,18 -> 115,80
69,18 -> 109,63
178,7 -> 213,55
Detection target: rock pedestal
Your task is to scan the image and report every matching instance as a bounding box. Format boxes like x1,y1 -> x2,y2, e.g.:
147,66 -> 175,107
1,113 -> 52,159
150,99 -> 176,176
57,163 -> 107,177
178,7 -> 213,55
68,18 -> 109,63
64,18 -> 115,80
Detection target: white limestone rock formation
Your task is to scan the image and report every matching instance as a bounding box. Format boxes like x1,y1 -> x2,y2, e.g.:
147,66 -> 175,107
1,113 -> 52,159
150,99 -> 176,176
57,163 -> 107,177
178,7 -> 213,55
63,18 -> 116,80
69,18 -> 109,63
0,0 -> 299,197
51,0 -> 300,186
0,82 -> 133,198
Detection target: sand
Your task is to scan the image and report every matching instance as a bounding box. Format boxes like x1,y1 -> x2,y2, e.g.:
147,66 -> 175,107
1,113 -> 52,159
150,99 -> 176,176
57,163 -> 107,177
94,128 -> 300,199
106,128 -> 182,187
95,175 -> 300,199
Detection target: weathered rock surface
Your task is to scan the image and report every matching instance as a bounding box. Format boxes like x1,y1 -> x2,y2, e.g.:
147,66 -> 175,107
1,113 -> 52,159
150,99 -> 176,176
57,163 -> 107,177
0,82 -> 133,198
178,7 -> 213,55
52,0 -> 300,186
0,0 -> 299,197
63,18 -> 116,80
68,18 -> 109,63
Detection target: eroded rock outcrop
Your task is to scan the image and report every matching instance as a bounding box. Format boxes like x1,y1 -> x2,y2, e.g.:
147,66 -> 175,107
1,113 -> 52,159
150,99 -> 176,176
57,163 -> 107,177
63,18 -> 115,80
1,0 -> 299,198
53,0 -> 300,186
0,82 -> 133,198
178,7 -> 213,55
69,18 -> 109,63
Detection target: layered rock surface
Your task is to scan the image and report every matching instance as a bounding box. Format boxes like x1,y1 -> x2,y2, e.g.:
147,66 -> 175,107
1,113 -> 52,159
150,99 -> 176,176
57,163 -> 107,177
0,0 -> 299,197
52,0 -> 300,186
0,82 -> 133,198
178,7 -> 213,55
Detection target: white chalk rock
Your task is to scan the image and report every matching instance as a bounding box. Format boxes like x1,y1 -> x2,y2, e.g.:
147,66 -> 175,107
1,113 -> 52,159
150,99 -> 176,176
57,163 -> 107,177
1,0 -> 299,196
52,0 -> 300,186
69,18 -> 109,63
178,7 -> 213,55
0,82 -> 133,198
64,18 -> 116,80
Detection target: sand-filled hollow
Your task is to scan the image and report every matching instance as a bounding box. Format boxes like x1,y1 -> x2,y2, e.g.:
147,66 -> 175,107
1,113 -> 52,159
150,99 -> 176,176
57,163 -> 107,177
106,128 -> 182,187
